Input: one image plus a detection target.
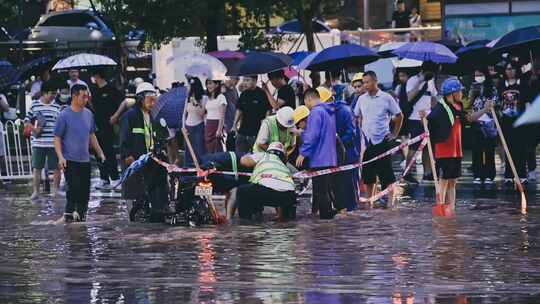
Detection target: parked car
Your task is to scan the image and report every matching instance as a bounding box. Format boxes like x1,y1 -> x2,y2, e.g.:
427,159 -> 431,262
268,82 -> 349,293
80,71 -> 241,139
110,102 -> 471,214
28,10 -> 115,48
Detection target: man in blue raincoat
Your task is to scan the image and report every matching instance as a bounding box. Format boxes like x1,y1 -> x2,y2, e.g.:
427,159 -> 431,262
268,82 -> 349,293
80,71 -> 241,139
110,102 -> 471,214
296,88 -> 339,219
317,86 -> 359,212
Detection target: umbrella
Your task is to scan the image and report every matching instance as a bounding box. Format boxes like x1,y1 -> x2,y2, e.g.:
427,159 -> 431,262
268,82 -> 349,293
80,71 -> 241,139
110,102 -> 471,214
0,60 -> 18,91
490,25 -> 540,57
290,51 -> 314,66
15,56 -> 53,81
207,50 -> 245,60
226,51 -> 292,76
514,94 -> 540,127
393,42 -> 458,64
296,52 -> 318,70
305,43 -> 379,71
434,39 -> 464,52
376,42 -> 407,58
52,53 -> 117,71
151,85 -> 188,129
442,40 -> 496,75
273,19 -> 331,34
168,52 -> 227,81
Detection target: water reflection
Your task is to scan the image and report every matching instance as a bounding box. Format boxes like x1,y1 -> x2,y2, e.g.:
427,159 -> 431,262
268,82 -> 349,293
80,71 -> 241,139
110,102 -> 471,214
1,183 -> 540,303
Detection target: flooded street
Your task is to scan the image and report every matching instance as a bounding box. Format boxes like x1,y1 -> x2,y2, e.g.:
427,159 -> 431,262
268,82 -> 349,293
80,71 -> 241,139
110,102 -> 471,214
1,172 -> 540,304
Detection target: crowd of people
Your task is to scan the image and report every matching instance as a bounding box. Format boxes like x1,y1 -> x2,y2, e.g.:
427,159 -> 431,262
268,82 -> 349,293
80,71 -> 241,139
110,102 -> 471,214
1,52 -> 539,223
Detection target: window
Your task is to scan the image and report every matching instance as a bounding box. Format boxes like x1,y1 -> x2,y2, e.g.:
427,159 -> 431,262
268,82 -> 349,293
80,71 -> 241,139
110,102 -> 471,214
40,13 -> 98,28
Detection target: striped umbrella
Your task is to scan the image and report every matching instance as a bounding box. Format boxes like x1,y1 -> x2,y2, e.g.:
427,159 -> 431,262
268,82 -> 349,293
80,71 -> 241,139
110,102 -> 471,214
52,53 -> 117,71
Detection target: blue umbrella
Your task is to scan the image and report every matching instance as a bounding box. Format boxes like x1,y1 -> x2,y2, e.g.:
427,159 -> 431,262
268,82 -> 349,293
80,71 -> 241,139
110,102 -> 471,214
490,25 -> 540,56
442,40 -> 497,75
273,19 -> 331,34
290,51 -> 314,66
305,43 -> 379,71
226,51 -> 292,76
0,60 -> 18,91
151,85 -> 188,129
392,42 -> 457,64
15,56 -> 53,81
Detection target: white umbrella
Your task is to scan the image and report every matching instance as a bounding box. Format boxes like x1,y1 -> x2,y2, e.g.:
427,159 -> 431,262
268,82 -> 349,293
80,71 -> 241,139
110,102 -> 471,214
514,95 -> 540,127
167,52 -> 227,82
52,53 -> 117,71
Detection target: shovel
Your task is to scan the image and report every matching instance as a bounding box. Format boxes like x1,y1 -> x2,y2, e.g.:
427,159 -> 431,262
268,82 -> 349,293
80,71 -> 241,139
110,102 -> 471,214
181,128 -> 228,224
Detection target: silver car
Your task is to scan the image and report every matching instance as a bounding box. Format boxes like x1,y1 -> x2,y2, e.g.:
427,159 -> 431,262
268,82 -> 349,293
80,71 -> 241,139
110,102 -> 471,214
29,10 -> 115,47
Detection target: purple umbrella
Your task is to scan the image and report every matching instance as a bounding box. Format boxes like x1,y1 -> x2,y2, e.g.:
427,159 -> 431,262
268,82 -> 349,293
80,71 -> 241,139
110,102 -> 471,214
393,42 -> 457,64
151,85 -> 188,129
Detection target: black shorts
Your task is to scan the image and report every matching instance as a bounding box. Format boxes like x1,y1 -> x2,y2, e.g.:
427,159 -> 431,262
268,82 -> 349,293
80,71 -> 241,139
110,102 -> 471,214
437,158 -> 461,179
407,119 -> 426,150
362,140 -> 396,188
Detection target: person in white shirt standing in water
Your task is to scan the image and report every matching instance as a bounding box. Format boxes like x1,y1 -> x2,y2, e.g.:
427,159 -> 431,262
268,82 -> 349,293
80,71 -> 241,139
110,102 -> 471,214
405,61 -> 439,182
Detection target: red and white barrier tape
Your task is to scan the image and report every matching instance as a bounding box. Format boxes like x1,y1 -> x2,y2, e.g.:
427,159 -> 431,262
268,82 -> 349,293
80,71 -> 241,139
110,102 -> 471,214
293,132 -> 428,179
152,157 -> 253,177
358,138 -> 428,203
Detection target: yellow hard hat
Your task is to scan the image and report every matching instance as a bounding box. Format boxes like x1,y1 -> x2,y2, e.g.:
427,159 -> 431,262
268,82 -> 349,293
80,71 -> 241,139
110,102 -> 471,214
316,86 -> 333,103
293,105 -> 310,124
351,72 -> 364,83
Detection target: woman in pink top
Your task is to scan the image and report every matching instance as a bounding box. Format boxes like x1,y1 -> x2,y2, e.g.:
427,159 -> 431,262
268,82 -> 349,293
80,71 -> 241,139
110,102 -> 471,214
204,79 -> 227,153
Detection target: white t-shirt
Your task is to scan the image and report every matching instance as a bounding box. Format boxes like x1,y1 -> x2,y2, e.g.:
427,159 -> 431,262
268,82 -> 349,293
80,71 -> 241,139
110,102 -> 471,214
249,152 -> 295,192
184,96 -> 207,127
205,94 -> 227,120
406,75 -> 437,121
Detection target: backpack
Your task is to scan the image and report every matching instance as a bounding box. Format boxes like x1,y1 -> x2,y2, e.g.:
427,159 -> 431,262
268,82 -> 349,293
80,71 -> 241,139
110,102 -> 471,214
401,81 -> 428,119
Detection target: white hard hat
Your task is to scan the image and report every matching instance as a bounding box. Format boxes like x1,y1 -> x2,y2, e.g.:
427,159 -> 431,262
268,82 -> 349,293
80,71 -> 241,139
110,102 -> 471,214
133,77 -> 144,86
276,106 -> 295,128
136,82 -> 156,95
267,142 -> 285,154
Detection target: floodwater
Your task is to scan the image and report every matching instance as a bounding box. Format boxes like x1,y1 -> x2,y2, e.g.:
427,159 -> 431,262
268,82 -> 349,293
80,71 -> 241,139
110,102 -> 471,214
1,178 -> 540,304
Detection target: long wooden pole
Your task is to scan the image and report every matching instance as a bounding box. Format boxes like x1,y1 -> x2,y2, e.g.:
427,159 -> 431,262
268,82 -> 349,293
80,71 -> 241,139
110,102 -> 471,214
422,117 -> 442,204
490,108 -> 527,215
181,128 -> 227,223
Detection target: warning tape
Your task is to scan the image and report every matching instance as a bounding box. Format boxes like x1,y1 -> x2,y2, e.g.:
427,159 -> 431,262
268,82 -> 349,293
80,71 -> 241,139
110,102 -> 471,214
293,132 -> 428,179
150,132 -> 428,181
358,138 -> 428,203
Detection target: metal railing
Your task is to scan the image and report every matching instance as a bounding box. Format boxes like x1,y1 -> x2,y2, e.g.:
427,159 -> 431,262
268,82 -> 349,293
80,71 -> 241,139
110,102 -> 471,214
343,26 -> 442,48
1,120 -> 33,180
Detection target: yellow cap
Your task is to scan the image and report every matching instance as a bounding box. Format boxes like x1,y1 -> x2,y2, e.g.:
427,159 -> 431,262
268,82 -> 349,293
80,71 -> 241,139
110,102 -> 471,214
351,72 -> 364,83
316,86 -> 333,103
293,105 -> 310,124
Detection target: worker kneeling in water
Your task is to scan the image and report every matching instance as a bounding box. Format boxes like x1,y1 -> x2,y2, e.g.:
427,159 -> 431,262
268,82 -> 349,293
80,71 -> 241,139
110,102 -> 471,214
238,142 -> 297,220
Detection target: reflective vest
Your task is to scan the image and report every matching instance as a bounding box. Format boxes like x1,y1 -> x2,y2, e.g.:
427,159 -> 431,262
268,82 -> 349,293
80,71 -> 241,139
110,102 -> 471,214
253,116 -> 292,153
249,153 -> 294,189
132,110 -> 153,151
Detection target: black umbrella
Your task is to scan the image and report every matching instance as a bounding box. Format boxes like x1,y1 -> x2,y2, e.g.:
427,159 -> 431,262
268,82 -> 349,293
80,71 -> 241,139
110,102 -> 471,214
226,51 -> 292,76
489,25 -> 540,59
305,43 -> 379,71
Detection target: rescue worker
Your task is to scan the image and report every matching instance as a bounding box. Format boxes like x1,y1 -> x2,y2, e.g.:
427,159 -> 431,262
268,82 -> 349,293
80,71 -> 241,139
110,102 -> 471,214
289,105 -> 310,161
199,151 -> 251,219
253,106 -> 296,158
120,82 -> 167,219
318,86 -> 359,212
237,142 -> 297,221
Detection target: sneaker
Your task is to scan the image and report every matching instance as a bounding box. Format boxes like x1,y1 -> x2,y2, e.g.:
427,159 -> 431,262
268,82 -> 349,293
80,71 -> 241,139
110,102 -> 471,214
527,171 -> 537,181
30,192 -> 40,200
504,178 -> 513,185
423,173 -> 434,181
520,178 -> 528,185
484,178 -> 494,185
403,174 -> 419,184
473,178 -> 483,184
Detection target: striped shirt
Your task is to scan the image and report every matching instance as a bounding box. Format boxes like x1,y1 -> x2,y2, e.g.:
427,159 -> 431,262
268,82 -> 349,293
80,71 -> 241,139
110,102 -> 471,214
24,99 -> 61,148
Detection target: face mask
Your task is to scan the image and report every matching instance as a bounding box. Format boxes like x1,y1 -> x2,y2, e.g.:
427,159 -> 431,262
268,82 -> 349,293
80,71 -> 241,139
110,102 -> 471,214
90,77 -> 96,84
59,94 -> 70,103
475,76 -> 485,84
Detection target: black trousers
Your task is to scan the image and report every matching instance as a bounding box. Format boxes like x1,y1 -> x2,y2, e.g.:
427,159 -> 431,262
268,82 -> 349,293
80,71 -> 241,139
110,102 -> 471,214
503,126 -> 527,179
471,132 -> 496,180
96,130 -> 119,181
237,183 -> 296,220
312,170 -> 337,219
65,160 -> 91,219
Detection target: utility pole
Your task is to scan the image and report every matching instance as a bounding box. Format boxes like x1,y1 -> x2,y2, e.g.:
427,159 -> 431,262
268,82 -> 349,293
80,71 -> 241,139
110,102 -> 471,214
363,0 -> 369,29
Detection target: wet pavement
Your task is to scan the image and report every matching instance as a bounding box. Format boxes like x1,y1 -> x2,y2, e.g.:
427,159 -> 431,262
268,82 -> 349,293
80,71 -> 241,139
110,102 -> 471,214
1,159 -> 540,303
